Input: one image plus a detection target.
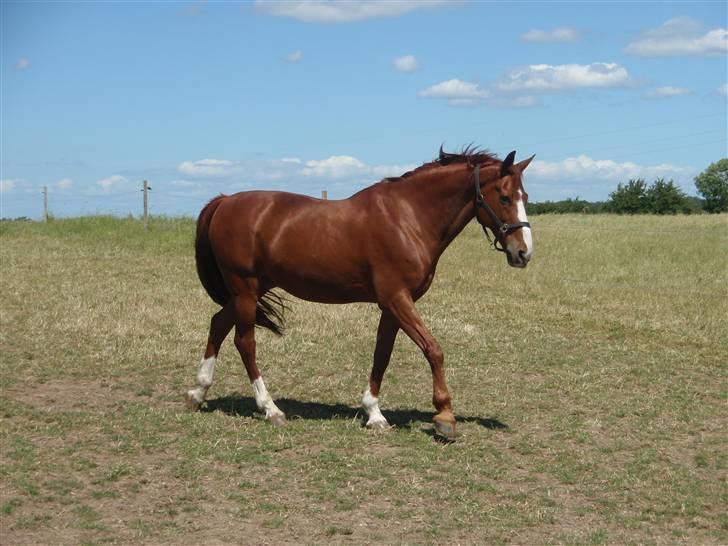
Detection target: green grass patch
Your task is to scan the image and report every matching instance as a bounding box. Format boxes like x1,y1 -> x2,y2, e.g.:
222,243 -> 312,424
1,214 -> 726,544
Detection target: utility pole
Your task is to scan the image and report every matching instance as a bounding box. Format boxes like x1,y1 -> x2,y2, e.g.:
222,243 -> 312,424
142,180 -> 151,229
42,186 -> 48,222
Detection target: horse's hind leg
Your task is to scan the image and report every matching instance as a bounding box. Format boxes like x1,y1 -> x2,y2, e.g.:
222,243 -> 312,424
363,310 -> 399,430
185,302 -> 235,411
231,284 -> 287,426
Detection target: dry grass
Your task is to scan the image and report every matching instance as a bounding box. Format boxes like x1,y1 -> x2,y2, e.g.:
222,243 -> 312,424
1,213 -> 726,545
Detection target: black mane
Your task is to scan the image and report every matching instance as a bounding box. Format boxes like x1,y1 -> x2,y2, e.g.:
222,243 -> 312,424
436,144 -> 499,166
389,145 -> 499,181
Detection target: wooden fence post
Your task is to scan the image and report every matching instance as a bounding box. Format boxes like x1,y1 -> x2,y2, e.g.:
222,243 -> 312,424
43,186 -> 48,222
142,180 -> 151,229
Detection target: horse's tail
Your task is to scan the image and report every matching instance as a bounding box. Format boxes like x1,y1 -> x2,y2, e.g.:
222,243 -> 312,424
195,195 -> 230,307
195,195 -> 287,336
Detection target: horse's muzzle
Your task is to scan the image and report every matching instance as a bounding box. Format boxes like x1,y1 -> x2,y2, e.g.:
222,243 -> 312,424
507,249 -> 530,268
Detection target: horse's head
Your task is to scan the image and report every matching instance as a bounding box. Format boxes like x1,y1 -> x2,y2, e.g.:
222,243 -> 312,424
475,151 -> 534,268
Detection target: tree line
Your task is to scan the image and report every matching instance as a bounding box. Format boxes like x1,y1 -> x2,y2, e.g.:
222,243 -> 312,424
527,159 -> 727,215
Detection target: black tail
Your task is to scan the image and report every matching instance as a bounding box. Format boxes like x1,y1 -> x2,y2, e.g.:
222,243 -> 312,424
255,292 -> 288,337
195,195 -> 229,306
195,195 -> 287,336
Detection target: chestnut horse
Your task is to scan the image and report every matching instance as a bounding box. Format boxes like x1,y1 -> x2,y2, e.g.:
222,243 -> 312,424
186,147 -> 534,439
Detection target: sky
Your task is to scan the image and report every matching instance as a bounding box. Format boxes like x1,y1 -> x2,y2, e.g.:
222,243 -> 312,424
1,0 -> 726,219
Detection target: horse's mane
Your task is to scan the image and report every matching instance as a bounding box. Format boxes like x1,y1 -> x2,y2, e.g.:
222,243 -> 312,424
389,145 -> 500,181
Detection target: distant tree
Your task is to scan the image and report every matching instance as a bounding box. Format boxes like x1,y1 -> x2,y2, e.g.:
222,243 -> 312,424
527,198 -> 606,214
694,159 -> 728,213
645,178 -> 690,214
607,179 -> 648,214
684,196 -> 706,214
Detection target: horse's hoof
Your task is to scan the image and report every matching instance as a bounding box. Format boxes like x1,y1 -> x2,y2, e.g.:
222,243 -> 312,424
267,413 -> 288,427
433,419 -> 457,441
184,392 -> 202,412
366,419 -> 392,432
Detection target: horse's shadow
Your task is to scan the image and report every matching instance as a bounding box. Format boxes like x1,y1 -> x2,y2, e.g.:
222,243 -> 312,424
203,395 -> 508,435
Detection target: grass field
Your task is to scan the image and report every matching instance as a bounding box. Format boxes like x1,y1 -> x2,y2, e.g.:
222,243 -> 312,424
1,213 -> 726,545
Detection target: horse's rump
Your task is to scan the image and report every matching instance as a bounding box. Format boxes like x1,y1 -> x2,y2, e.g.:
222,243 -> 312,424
195,193 -> 287,335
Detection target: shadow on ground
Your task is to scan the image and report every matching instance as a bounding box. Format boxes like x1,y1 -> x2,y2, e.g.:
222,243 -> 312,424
203,395 -> 507,432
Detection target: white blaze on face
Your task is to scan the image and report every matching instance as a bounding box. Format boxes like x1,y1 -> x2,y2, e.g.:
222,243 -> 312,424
516,190 -> 533,261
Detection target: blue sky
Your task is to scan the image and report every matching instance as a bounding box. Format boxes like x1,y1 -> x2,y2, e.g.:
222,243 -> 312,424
2,0 -> 726,219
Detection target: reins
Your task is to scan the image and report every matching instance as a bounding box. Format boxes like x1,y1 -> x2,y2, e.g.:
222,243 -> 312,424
472,164 -> 530,252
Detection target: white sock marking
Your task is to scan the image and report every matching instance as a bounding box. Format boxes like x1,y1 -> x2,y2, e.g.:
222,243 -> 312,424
187,356 -> 216,404
252,377 -> 284,418
363,387 -> 388,427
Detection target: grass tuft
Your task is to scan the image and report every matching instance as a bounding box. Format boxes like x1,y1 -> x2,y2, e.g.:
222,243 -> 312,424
1,214 -> 726,544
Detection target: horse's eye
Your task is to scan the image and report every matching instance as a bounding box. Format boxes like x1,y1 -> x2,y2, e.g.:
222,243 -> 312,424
499,195 -> 511,205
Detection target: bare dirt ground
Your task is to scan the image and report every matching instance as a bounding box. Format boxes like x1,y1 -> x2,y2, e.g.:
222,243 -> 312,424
2,216 -> 726,545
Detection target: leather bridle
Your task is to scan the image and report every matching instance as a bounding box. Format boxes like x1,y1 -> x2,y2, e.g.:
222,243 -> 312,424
473,164 -> 530,253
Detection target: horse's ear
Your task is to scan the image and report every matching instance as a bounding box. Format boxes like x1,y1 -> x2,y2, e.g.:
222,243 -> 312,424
501,151 -> 516,177
515,154 -> 535,173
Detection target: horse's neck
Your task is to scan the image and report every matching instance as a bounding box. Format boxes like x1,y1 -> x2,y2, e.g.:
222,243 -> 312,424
397,166 -> 478,254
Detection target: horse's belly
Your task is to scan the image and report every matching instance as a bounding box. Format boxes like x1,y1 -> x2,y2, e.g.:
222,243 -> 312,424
271,267 -> 375,304
280,279 -> 374,304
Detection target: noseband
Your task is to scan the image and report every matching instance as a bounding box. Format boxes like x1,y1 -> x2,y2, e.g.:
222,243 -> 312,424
473,164 -> 530,252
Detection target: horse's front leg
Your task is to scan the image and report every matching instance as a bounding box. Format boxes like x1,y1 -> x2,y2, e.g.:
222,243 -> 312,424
384,291 -> 456,440
363,310 -> 399,430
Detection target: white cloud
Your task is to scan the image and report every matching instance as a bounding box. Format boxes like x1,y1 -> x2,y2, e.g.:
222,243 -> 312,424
169,179 -> 198,188
0,179 -> 18,193
299,156 -> 416,181
286,50 -> 304,63
300,156 -> 415,180
178,158 -> 299,182
300,156 -> 367,178
96,175 -> 130,191
55,178 -> 73,190
625,17 -> 727,57
495,63 -> 632,92
529,155 -> 690,183
718,83 -> 728,97
175,155 -> 415,188
489,95 -> 542,109
522,27 -> 580,43
418,79 -> 490,106
254,0 -> 451,23
392,55 -> 418,72
421,62 -> 635,109
15,58 -> 30,70
525,155 -> 698,201
643,86 -> 691,99
178,159 -> 239,178
370,163 -> 417,178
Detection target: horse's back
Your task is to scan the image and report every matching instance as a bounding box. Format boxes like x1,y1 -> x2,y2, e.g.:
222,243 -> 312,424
208,190 -> 379,302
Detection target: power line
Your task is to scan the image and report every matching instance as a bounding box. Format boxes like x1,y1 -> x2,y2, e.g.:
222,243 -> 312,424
553,128 -> 722,154
538,136 -> 727,163
514,112 -> 721,150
